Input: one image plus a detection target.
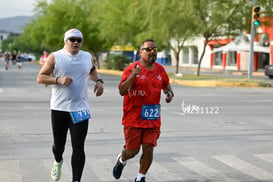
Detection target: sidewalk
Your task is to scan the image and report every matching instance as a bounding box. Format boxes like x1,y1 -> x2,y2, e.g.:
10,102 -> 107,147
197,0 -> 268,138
163,65 -> 265,77
97,66 -> 272,88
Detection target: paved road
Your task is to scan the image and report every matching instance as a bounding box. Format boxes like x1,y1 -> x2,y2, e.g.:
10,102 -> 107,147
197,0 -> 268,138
0,60 -> 273,182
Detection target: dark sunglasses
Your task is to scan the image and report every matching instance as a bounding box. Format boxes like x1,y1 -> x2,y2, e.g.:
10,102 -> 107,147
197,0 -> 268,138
68,37 -> 82,43
141,47 -> 157,52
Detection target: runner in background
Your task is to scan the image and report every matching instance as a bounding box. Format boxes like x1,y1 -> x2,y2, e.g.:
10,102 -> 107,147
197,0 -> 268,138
16,51 -> 23,69
39,50 -> 49,67
4,50 -> 10,70
10,50 -> 17,65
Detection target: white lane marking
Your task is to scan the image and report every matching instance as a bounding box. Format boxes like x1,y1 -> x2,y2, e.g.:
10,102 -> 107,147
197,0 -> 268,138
254,153 -> 273,164
214,155 -> 273,180
149,161 -> 185,181
87,158 -> 130,181
173,157 -> 240,182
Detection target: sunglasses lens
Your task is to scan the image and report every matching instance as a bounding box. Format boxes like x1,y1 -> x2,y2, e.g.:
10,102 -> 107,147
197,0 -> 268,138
69,37 -> 82,43
142,47 -> 157,52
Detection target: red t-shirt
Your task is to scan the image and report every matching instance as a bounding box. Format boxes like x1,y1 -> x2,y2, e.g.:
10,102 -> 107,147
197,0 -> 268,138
119,60 -> 170,128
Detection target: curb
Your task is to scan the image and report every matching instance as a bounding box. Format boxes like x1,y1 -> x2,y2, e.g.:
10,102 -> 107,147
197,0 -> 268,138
97,69 -> 271,88
97,69 -> 123,77
169,79 -> 265,88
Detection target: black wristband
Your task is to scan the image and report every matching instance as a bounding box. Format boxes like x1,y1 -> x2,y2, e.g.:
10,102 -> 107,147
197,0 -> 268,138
56,77 -> 59,84
96,79 -> 104,84
165,90 -> 174,97
170,90 -> 174,97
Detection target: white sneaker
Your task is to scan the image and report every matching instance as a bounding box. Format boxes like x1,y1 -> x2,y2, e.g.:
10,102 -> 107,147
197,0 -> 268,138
51,160 -> 63,181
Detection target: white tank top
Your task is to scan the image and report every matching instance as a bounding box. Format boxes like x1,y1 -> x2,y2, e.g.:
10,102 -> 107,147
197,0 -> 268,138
50,49 -> 92,112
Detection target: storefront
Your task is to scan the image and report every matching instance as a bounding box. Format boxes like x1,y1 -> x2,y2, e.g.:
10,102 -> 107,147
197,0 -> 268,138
209,17 -> 273,71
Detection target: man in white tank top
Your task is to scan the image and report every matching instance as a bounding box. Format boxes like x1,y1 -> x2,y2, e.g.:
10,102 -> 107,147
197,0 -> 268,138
37,28 -> 104,182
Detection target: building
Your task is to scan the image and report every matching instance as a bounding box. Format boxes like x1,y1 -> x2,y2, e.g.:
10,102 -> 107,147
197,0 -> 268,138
170,17 -> 273,72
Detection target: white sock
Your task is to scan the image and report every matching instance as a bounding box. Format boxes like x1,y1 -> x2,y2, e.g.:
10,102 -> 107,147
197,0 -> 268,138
119,157 -> 125,164
136,173 -> 145,181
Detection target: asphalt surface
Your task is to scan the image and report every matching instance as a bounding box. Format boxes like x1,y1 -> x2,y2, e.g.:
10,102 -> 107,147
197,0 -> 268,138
0,60 -> 273,182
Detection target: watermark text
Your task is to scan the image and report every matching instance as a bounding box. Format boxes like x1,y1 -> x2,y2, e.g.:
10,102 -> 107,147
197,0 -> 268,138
181,100 -> 220,115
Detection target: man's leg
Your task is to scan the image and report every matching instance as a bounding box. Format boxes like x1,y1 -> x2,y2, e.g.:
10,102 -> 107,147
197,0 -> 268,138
113,126 -> 141,179
135,127 -> 160,181
51,110 -> 70,181
121,148 -> 139,161
51,110 -> 70,162
134,145 -> 154,182
139,144 -> 154,174
70,120 -> 89,182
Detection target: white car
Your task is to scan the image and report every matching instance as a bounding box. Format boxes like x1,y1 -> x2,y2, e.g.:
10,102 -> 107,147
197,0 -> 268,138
22,54 -> 36,61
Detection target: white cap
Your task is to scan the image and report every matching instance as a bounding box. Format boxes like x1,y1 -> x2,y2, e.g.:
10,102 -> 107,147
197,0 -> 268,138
64,28 -> 83,42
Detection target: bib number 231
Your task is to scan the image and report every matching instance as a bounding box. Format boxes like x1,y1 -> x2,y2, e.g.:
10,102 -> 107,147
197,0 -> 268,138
141,104 -> 160,120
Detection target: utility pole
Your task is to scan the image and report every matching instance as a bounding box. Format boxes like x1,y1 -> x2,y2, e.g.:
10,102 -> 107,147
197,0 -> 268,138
248,0 -> 257,79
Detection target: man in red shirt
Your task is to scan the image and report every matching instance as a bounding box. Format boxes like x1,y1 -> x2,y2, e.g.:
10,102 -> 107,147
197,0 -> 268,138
113,39 -> 174,182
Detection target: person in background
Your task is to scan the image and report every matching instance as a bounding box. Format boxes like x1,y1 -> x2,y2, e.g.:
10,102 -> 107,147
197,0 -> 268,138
113,39 -> 174,182
39,50 -> 49,66
37,28 -> 104,182
16,51 -> 23,69
10,50 -> 17,65
4,50 -> 10,70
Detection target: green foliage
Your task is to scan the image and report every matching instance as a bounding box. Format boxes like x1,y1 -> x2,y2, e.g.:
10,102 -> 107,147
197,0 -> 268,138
96,0 -> 141,48
131,0 -> 199,74
187,0 -> 257,75
17,0 -> 105,65
9,0 -> 273,74
1,36 -> 15,51
104,54 -> 131,71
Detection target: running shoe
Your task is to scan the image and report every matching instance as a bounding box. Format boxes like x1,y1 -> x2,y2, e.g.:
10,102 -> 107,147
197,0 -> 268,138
135,177 -> 146,182
51,160 -> 63,181
113,153 -> 127,179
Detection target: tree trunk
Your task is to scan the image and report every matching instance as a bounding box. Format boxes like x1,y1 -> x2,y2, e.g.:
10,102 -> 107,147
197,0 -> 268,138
175,51 -> 180,74
197,36 -> 209,76
169,39 -> 185,74
90,50 -> 100,69
96,55 -> 100,69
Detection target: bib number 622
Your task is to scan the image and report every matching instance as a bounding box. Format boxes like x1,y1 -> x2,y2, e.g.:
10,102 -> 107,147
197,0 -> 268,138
141,104 -> 160,120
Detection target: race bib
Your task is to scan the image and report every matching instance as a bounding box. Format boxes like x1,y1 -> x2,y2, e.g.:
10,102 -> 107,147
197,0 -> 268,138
141,104 -> 160,120
70,110 -> 91,124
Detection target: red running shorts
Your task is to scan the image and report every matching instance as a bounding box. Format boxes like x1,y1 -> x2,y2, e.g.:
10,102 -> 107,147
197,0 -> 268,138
123,126 -> 161,150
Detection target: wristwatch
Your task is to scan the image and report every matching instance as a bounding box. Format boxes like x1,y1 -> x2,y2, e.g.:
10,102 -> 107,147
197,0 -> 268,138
96,79 -> 104,84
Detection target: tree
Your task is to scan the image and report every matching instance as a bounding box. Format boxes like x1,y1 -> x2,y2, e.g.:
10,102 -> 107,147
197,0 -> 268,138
17,0 -> 106,67
97,0 -> 199,74
15,0 -> 273,73
191,0 -> 245,76
131,0 -> 198,74
1,36 -> 17,52
191,0 -> 273,76
96,0 -> 273,74
96,0 -> 142,48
